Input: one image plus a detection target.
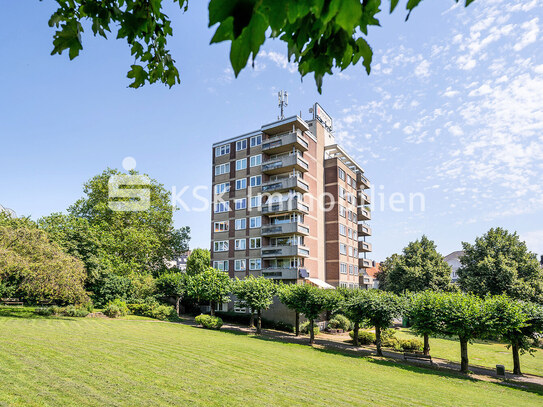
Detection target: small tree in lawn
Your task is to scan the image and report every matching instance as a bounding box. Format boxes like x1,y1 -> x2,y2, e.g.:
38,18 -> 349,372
185,267 -> 231,316
232,276 -> 277,334
339,288 -> 366,347
156,272 -> 186,315
437,292 -> 488,373
486,295 -> 543,375
359,290 -> 404,356
406,291 -> 444,355
277,284 -> 302,336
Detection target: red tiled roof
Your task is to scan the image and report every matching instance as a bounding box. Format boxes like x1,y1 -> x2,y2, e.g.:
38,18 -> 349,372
364,262 -> 380,278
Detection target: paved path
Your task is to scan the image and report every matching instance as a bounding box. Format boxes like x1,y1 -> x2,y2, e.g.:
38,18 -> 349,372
179,315 -> 543,389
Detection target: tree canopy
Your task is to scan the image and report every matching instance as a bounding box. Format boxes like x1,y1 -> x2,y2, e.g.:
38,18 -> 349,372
377,235 -> 452,294
232,275 -> 277,334
458,227 -> 543,304
186,249 -> 211,276
185,267 -> 231,316
46,0 -> 476,91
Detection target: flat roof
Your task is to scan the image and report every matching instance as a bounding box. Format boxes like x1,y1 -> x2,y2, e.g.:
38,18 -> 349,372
324,144 -> 365,174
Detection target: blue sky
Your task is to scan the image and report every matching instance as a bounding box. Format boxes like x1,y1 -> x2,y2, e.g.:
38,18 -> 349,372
1,0 -> 542,261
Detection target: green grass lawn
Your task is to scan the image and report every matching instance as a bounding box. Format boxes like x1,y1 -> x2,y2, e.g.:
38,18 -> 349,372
395,328 -> 543,376
0,317 -> 542,407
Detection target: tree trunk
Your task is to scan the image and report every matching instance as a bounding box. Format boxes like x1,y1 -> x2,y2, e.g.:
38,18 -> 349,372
353,321 -> 360,347
309,318 -> 315,345
210,301 -> 215,316
295,312 -> 300,336
512,343 -> 522,375
460,338 -> 469,373
176,297 -> 181,316
249,311 -> 255,328
423,333 -> 430,356
256,309 -> 262,335
375,326 -> 382,356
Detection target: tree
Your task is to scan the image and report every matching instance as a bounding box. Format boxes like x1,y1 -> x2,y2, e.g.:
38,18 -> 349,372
46,1 -> 476,90
378,236 -> 452,294
185,268 -> 231,316
485,295 -> 543,375
406,291 -> 444,355
156,272 -> 186,315
458,228 -> 543,303
277,284 -> 302,336
339,288 -> 366,347
186,249 -> 211,276
232,276 -> 277,334
436,292 -> 488,373
0,215 -> 88,304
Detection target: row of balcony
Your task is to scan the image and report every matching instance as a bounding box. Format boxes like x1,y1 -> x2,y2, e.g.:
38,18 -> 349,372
261,222 -> 309,237
261,267 -> 300,280
261,245 -> 310,258
357,173 -> 370,189
358,206 -> 371,221
261,154 -> 309,175
262,131 -> 309,154
261,198 -> 310,215
261,176 -> 309,194
358,223 -> 372,236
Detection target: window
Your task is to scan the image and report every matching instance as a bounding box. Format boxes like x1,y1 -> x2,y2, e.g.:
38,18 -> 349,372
235,259 -> 246,271
250,175 -> 262,187
352,213 -> 357,223
214,202 -> 230,213
349,265 -> 353,275
250,195 -> 261,208
354,266 -> 359,276
347,175 -> 352,185
340,243 -> 347,255
215,163 -> 230,176
214,240 -> 229,252
236,139 -> 247,151
340,263 -> 347,274
235,198 -> 246,210
214,221 -> 228,232
236,158 -> 247,171
250,154 -> 261,167
235,239 -> 246,250
250,135 -> 262,147
339,186 -> 346,199
249,216 -> 261,228
347,193 -> 353,204
348,210 -> 352,221
215,182 -> 230,194
348,246 -> 353,257
236,178 -> 247,190
338,168 -> 345,180
213,260 -> 228,271
354,248 -> 358,258
235,218 -> 246,230
234,301 -> 247,313
353,230 -> 357,240
348,228 -> 352,239
215,144 -> 230,157
339,205 -> 346,217
339,224 -> 347,236
249,258 -> 261,270
249,237 -> 261,249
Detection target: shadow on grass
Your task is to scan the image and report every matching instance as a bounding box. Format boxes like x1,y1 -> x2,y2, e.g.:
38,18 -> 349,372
0,307 -> 79,321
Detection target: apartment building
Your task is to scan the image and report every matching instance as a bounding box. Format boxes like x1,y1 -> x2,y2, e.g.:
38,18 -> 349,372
210,103 -> 372,288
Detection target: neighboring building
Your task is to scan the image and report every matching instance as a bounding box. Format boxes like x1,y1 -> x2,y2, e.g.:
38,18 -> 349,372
166,251 -> 191,271
360,261 -> 380,289
444,251 -> 464,283
210,103 -> 372,289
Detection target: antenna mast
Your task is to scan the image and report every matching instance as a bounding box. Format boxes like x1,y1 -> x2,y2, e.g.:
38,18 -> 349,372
278,90 -> 288,120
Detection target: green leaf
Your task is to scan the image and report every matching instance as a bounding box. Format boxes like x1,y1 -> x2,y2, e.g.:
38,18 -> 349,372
127,64 -> 147,88
335,0 -> 362,32
390,0 -> 400,13
210,17 -> 234,44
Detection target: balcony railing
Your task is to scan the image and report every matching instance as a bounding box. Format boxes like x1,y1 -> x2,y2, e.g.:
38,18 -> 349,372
261,222 -> 309,236
358,224 -> 372,236
261,176 -> 309,194
359,258 -> 372,268
261,245 -> 310,258
357,173 -> 370,189
359,241 -> 372,252
261,154 -> 309,175
359,191 -> 370,205
358,206 -> 371,221
262,131 -> 309,154
261,267 -> 299,280
261,198 -> 310,215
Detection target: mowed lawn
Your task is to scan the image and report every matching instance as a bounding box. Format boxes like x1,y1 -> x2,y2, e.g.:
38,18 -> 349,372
0,318 -> 542,407
395,329 -> 543,376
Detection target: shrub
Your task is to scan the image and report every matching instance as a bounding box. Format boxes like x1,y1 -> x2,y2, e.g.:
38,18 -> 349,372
382,336 -> 400,349
399,339 -> 424,352
104,299 -> 129,318
328,314 -> 352,331
127,301 -> 176,321
349,330 -> 376,345
381,328 -> 397,340
151,305 -> 176,321
35,307 -> 54,316
195,314 -> 223,329
62,305 -> 90,317
300,321 -> 320,336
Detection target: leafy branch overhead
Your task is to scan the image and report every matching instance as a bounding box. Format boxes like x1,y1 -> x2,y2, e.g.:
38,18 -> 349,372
48,0 -> 476,90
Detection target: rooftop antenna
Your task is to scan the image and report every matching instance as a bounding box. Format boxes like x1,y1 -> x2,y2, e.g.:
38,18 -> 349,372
278,90 -> 288,120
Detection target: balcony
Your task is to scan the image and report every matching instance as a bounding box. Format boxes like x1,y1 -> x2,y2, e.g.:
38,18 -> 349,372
261,245 -> 310,258
359,191 -> 370,205
261,267 -> 299,280
358,224 -> 372,236
359,241 -> 372,252
261,222 -> 309,236
357,173 -> 370,189
261,198 -> 309,215
261,177 -> 309,194
358,206 -> 371,221
262,131 -> 309,154
359,258 -> 372,268
261,154 -> 309,175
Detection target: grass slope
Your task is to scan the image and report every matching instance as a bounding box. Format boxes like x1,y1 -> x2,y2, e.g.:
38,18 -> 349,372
0,317 -> 541,407
396,328 -> 543,376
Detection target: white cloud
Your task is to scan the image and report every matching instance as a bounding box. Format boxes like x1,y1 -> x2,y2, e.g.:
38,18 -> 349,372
258,50 -> 298,73
414,60 -> 430,77
514,18 -> 539,51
